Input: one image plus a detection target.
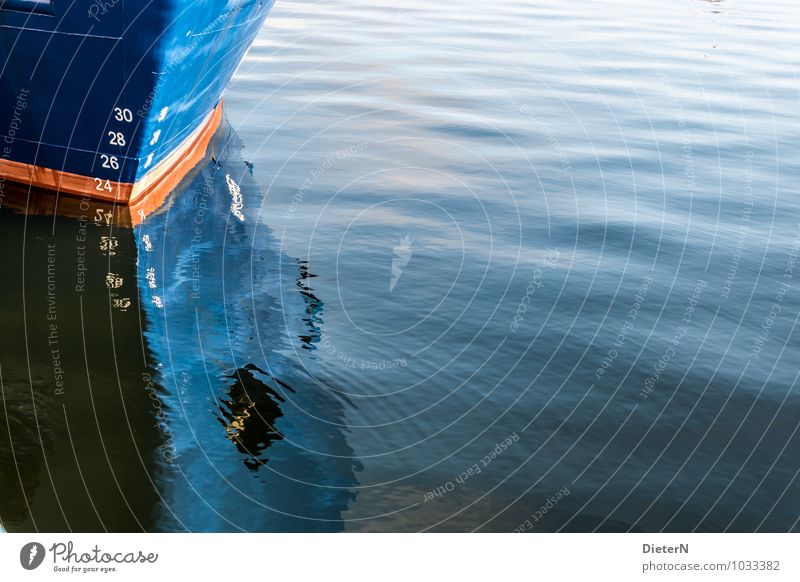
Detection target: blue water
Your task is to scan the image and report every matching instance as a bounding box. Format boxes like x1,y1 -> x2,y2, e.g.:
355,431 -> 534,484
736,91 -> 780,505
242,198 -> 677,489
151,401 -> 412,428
2,0 -> 800,532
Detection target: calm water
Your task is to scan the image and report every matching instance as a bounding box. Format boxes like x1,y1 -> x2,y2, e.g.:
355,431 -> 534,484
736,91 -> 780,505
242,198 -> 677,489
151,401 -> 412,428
2,0 -> 800,532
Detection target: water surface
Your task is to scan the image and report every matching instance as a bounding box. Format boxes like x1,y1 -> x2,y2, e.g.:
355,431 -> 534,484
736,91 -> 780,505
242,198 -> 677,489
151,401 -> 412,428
2,0 -> 800,532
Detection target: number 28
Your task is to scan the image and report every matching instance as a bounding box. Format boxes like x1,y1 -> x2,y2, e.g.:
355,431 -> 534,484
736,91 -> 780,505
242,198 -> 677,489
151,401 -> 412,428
108,131 -> 126,146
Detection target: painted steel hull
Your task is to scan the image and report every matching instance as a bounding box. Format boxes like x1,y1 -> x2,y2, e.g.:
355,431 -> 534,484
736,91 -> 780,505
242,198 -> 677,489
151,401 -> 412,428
0,0 -> 273,204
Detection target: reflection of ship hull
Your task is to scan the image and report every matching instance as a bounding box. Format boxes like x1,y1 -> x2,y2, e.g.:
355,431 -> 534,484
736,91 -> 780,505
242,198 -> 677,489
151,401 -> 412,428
0,116 -> 360,532
0,0 -> 273,204
0,195 -> 163,531
135,119 -> 361,532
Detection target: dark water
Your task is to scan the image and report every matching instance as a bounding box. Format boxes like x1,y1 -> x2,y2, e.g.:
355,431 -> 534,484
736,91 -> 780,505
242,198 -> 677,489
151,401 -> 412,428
2,0 -> 800,532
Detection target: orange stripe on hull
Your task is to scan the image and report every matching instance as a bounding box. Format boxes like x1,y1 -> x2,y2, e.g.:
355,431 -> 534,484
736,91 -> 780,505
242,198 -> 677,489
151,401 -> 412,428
0,101 -> 223,218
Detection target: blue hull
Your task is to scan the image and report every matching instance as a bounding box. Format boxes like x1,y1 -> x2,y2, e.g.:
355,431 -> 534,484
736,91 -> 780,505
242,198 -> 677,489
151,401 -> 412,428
0,0 -> 272,192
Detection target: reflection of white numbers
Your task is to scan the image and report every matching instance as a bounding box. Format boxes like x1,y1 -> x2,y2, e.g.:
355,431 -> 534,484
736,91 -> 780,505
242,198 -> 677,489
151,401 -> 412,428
94,178 -> 113,192
100,154 -> 119,170
114,107 -> 133,123
108,131 -> 126,146
95,208 -> 112,225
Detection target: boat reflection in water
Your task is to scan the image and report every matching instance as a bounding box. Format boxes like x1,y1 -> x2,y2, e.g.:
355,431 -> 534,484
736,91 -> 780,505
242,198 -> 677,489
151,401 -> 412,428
0,117 -> 360,532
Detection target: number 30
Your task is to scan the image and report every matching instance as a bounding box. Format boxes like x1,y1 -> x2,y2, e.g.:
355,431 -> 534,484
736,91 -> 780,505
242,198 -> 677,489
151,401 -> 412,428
114,107 -> 133,123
